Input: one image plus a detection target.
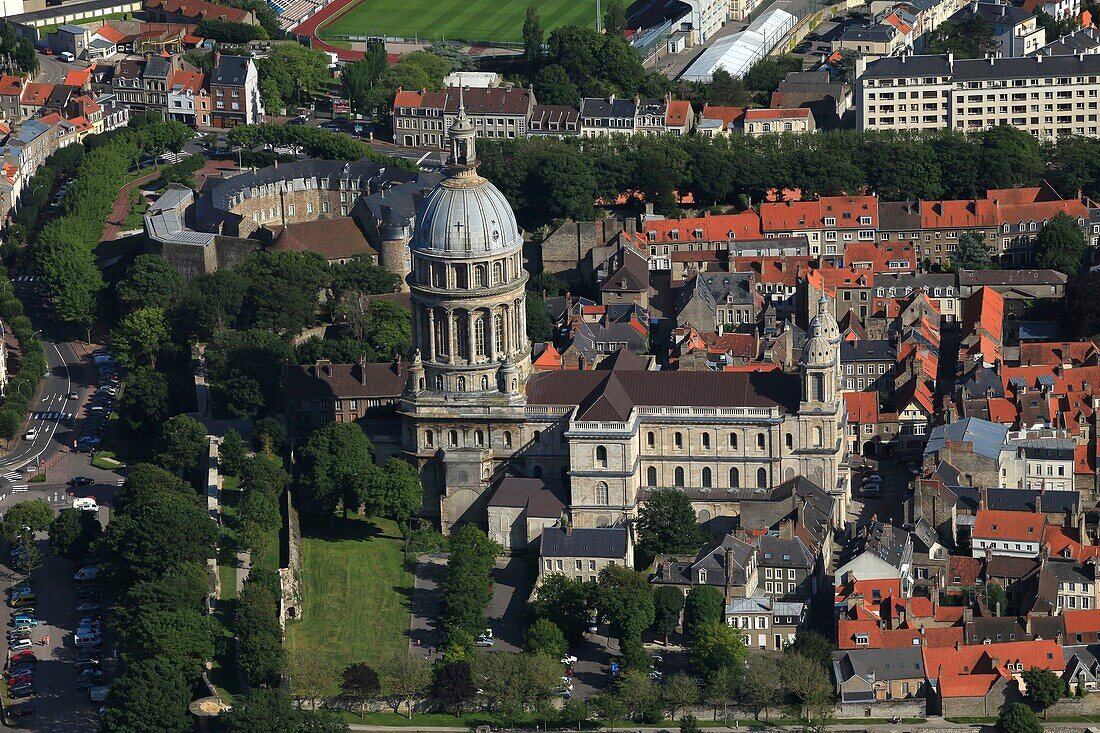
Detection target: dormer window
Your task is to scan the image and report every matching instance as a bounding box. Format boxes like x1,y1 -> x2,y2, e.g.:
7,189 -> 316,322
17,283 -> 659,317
670,230 -> 680,240
693,228 -> 704,239
855,634 -> 869,645
698,569 -> 707,583
647,231 -> 656,242
859,216 -> 872,225
824,216 -> 836,226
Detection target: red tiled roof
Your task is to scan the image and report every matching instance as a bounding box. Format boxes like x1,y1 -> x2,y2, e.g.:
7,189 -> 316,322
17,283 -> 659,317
144,0 -> 249,23
973,509 -> 1045,542
1063,609 -> 1100,635
94,24 -> 127,43
745,107 -> 810,120
1044,525 -> 1100,561
700,331 -> 755,358
1075,444 -> 1095,475
533,343 -> 562,370
1019,341 -> 1099,367
64,66 -> 94,88
846,241 -> 916,272
845,392 -> 880,423
0,75 -> 22,97
393,88 -> 424,108
700,104 -> 745,127
948,555 -> 983,587
639,210 -> 763,244
168,68 -> 206,94
732,256 -> 814,287
924,640 -> 1063,698
723,362 -> 781,372
761,196 -> 879,232
987,398 -> 1018,425
665,99 -> 691,127
20,83 -> 53,107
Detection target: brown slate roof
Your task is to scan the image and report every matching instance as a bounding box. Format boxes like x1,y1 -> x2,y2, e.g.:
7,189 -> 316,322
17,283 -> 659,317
488,477 -> 565,519
271,218 -> 376,261
594,347 -> 649,372
284,360 -> 406,400
528,369 -> 802,414
576,373 -> 634,421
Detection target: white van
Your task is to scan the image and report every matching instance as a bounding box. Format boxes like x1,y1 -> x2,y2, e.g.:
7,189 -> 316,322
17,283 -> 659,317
72,498 -> 99,512
73,566 -> 100,582
59,52 -> 74,62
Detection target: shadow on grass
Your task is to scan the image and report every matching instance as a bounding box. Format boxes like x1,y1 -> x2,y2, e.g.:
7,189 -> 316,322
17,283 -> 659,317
298,513 -> 387,543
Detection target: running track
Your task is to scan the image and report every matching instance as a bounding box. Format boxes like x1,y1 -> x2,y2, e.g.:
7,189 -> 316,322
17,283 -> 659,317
291,0 -> 366,61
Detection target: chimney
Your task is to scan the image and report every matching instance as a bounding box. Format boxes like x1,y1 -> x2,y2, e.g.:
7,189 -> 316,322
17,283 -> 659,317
1026,615 -> 1033,636
779,519 -> 793,540
565,522 -> 572,536
1035,487 -> 1043,515
359,356 -> 368,385
725,546 -> 736,598
315,359 -> 332,379
980,485 -> 989,510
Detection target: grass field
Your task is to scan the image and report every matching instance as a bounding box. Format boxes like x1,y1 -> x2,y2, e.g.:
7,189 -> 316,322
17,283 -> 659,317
318,0 -> 597,44
285,514 -> 412,694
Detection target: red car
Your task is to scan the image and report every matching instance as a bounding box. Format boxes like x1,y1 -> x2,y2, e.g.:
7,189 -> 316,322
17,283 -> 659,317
9,651 -> 35,664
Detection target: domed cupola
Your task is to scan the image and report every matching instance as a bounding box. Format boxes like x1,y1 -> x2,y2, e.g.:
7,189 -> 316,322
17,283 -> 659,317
808,295 -> 840,346
410,92 -> 523,258
405,90 -> 532,399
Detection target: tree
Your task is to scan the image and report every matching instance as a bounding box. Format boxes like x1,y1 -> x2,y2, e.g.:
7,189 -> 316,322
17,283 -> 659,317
221,428 -> 248,476
998,702 -> 1043,733
34,234 -> 103,339
531,573 -> 596,645
525,617 -> 568,658
704,665 -> 739,722
112,306 -> 170,369
616,669 -> 661,723
237,250 -> 329,334
48,508 -> 102,562
340,662 -> 381,717
534,64 -> 580,106
743,55 -> 802,101
237,573 -> 286,688
117,254 -> 185,312
952,231 -> 993,271
432,660 -> 477,714
219,688 -> 337,733
652,586 -> 684,644
591,692 -> 626,731
256,45 -> 331,111
597,564 -> 655,644
680,714 -> 701,733
979,125 -> 1044,190
118,366 -> 170,434
377,652 -> 431,719
1035,211 -> 1087,275
1023,667 -> 1066,717
779,652 -> 832,720
362,457 -> 422,530
102,657 -> 192,733
687,621 -> 747,679
155,415 -> 208,483
663,673 -> 700,719
118,608 -> 215,681
787,630 -> 834,672
741,655 -> 780,721
238,480 -> 281,557
636,488 -> 707,558
683,586 -> 724,638
526,295 -> 554,343
195,18 -> 266,43
1,499 -> 54,542
561,698 -> 590,731
523,5 -> 543,75
603,0 -> 628,36
1034,9 -> 1078,40
298,422 -> 375,516
926,14 -> 996,59
441,525 -> 500,645
342,44 -> 389,114
255,417 -> 288,457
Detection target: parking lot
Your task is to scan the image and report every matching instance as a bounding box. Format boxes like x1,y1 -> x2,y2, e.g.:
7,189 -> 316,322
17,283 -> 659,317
0,538 -> 106,730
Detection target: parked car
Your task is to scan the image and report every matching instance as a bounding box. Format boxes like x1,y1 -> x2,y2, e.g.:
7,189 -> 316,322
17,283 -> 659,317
68,477 -> 95,487
9,638 -> 34,652
8,703 -> 36,717
74,631 -> 101,646
9,651 -> 36,664
67,391 -> 80,400
8,673 -> 33,686
11,594 -> 36,607
10,682 -> 34,698
74,566 -> 100,582
75,602 -> 101,613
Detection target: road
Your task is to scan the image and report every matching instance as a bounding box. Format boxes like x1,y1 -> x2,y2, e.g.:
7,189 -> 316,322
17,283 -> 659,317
34,53 -> 84,86
0,338 -> 79,478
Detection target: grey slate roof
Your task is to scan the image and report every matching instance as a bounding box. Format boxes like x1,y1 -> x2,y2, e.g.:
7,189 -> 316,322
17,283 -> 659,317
1035,26 -> 1100,56
985,487 -> 1079,515
839,24 -> 897,42
212,55 -> 249,86
1047,560 -> 1094,584
756,534 -> 814,569
488,477 -> 565,519
863,52 -> 1100,81
726,595 -> 806,617
579,97 -> 638,120
144,54 -> 171,80
541,526 -> 628,559
841,339 -> 896,362
924,417 -> 1009,461
950,1 -> 1034,27
833,648 -> 926,682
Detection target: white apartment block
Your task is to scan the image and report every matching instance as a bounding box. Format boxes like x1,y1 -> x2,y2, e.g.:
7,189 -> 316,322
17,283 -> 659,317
858,52 -> 1100,139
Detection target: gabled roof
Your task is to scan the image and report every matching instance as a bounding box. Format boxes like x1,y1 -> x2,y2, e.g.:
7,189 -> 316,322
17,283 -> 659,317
923,640 -> 1063,698
488,477 -> 565,519
948,555 -> 984,587
93,24 -> 127,43
665,99 -> 692,126
542,526 -> 628,559
973,509 -> 1045,542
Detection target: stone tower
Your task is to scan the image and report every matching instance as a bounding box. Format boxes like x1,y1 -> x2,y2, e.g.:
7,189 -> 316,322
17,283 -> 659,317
377,206 -> 412,292
400,95 -> 533,531
797,295 -> 848,519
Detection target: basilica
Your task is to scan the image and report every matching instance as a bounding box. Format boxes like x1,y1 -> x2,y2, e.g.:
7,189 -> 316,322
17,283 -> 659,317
394,104 -> 851,538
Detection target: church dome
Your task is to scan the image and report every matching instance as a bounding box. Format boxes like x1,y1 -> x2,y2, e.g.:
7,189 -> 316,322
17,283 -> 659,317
808,295 -> 840,344
410,178 -> 521,256
802,333 -> 834,366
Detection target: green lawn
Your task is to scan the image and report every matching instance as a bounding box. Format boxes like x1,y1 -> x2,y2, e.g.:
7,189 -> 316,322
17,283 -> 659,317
319,0 -> 597,44
285,514 -> 412,693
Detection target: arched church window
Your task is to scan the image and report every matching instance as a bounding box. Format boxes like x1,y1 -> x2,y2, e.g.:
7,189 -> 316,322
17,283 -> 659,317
503,431 -> 513,448
474,430 -> 484,447
425,431 -> 434,447
813,426 -> 823,447
475,316 -> 486,356
596,481 -> 609,505
757,433 -> 766,450
647,466 -> 657,486
730,467 -> 740,488
674,432 -> 683,449
448,430 -> 458,448
785,433 -> 793,449
474,264 -> 486,287
595,445 -> 608,468
435,375 -> 444,390
493,261 -> 503,285
646,432 -> 655,448
494,314 -> 505,352
674,466 -> 685,487
756,468 -> 767,489
729,433 -> 738,449
702,467 -> 712,488
702,433 -> 711,450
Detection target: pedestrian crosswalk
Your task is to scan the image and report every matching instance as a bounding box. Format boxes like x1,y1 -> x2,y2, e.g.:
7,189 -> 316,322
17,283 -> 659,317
1,472 -> 21,482
30,412 -> 71,420
10,486 -> 27,493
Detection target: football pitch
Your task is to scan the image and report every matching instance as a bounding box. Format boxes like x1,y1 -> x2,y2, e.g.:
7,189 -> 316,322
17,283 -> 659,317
318,0 -> 599,44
